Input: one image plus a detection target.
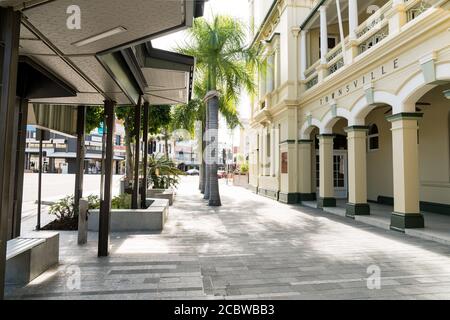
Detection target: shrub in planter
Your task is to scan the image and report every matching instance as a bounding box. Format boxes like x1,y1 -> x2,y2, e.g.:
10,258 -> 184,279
43,194 -> 100,230
240,163 -> 249,174
148,156 -> 185,189
111,193 -> 132,209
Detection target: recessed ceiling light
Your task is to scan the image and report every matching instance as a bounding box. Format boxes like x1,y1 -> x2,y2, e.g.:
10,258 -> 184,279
72,26 -> 127,47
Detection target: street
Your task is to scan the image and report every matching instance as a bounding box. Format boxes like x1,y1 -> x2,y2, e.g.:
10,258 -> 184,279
20,173 -> 122,233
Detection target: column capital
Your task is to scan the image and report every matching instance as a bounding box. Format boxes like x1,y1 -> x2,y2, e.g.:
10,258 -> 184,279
298,139 -> 313,144
344,125 -> 369,133
291,26 -> 301,37
318,134 -> 335,139
386,112 -> 423,122
319,5 -> 327,12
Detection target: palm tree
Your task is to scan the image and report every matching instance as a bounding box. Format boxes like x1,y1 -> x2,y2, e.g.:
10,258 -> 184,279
178,15 -> 259,206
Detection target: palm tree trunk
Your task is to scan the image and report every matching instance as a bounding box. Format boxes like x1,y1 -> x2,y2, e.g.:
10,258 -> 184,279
199,119 -> 205,193
203,103 -> 210,200
164,128 -> 169,159
124,124 -> 134,184
207,92 -> 221,206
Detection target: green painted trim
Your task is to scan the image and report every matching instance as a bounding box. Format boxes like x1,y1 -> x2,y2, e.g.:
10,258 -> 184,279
258,188 -> 279,201
346,203 -> 371,218
279,140 -> 296,145
386,112 -> 423,122
390,212 -> 424,232
298,139 -> 313,144
318,134 -> 335,138
377,196 -> 394,206
317,197 -> 336,208
278,192 -> 298,204
344,126 -> 369,133
298,193 -> 316,202
421,201 -> 450,215
378,195 -> 450,216
248,185 -> 258,194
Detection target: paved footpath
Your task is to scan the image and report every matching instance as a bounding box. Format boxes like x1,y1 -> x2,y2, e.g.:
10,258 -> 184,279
7,177 -> 450,300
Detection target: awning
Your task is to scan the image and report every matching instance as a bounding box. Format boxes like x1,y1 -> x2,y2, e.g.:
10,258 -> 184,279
2,0 -> 207,106
134,42 -> 195,105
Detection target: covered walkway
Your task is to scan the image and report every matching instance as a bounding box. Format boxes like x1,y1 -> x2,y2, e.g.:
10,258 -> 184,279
6,177 -> 450,300
303,200 -> 450,246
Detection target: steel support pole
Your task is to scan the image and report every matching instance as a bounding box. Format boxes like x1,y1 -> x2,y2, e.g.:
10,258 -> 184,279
36,129 -> 44,231
74,106 -> 86,219
12,98 -> 29,238
141,102 -> 149,208
132,97 -> 142,209
0,7 -> 21,300
98,100 -> 115,257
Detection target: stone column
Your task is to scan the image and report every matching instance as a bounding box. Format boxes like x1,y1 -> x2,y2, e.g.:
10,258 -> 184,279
266,54 -> 274,94
388,0 -> 407,35
317,6 -> 329,84
387,113 -> 424,231
298,140 -> 315,201
318,134 -> 336,208
275,125 -> 280,177
319,6 -> 328,64
259,130 -> 264,176
300,30 -> 307,81
265,128 -> 271,176
348,0 -> 358,40
270,125 -> 275,176
345,126 -> 370,217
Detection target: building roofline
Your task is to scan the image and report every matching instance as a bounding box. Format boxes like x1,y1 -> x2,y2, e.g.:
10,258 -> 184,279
250,0 -> 278,48
250,0 -> 327,48
300,0 -> 327,30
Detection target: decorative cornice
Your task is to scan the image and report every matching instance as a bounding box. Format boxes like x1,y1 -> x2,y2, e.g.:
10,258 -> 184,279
386,112 -> 423,122
298,8 -> 449,106
318,134 -> 335,138
251,0 -> 286,48
344,125 -> 369,132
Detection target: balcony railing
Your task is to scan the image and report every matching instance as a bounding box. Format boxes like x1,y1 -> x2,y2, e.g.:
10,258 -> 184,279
355,1 -> 392,39
302,0 -> 442,92
405,0 -> 441,22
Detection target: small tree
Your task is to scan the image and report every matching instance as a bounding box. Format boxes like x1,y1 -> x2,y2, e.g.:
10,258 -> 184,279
115,106 -> 136,184
148,105 -> 172,158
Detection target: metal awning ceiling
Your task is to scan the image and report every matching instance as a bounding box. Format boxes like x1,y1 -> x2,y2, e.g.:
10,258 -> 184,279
135,42 -> 195,105
1,0 -> 206,106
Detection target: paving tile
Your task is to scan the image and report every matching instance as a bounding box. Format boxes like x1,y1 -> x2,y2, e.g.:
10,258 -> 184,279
7,177 -> 450,300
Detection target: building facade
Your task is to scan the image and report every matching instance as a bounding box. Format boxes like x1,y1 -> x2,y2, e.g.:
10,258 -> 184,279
25,121 -> 126,175
248,0 -> 450,231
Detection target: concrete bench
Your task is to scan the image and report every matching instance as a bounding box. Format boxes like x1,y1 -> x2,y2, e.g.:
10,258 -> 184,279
88,198 -> 170,232
147,189 -> 175,205
6,232 -> 59,285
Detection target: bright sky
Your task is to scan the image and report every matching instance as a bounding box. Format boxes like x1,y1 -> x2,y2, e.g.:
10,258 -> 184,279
153,0 -> 251,149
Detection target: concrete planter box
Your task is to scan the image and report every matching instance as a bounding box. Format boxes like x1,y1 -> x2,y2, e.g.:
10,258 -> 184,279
147,188 -> 175,205
88,198 -> 169,232
233,174 -> 249,188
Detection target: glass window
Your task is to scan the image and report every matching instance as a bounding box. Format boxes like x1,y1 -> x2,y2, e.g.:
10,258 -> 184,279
368,124 -> 379,151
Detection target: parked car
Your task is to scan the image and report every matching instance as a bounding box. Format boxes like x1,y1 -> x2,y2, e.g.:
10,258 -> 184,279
186,168 -> 199,176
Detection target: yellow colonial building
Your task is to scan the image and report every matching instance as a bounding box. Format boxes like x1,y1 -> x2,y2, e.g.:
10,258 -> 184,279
248,0 -> 450,231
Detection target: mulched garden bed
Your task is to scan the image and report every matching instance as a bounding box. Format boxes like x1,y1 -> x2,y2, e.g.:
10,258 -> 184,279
42,217 -> 78,231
